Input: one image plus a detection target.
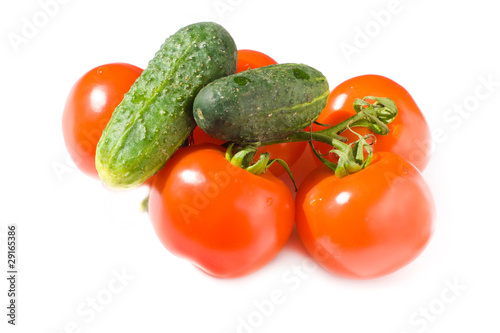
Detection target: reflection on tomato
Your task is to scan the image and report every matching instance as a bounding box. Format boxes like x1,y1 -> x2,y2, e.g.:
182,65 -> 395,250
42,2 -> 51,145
192,126 -> 225,146
236,49 -> 278,72
149,144 -> 295,278
315,75 -> 432,171
296,152 -> 435,279
62,63 -> 143,179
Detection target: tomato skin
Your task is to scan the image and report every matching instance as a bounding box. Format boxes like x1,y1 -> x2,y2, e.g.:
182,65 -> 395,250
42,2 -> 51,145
62,63 -> 142,179
236,49 -> 278,72
316,75 -> 432,171
192,126 -> 226,146
192,127 -> 306,179
276,137 -> 317,193
149,144 -> 295,278
296,152 -> 435,279
259,141 -> 306,178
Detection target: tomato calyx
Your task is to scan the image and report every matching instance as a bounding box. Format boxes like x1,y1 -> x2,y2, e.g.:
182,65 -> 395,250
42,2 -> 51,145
225,143 -> 297,190
310,129 -> 376,178
307,96 -> 395,177
242,95 -> 396,178
248,96 -> 397,148
309,96 -> 395,177
311,96 -> 398,141
351,96 -> 398,134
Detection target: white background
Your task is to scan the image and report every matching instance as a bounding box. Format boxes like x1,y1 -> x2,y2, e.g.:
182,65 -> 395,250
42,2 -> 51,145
1,0 -> 499,332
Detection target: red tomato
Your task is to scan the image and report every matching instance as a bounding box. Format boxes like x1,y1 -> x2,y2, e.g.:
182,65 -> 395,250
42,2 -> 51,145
193,49 -> 306,179
273,137 -> 317,195
315,75 -> 432,171
296,152 -> 435,279
236,49 -> 278,72
259,141 -> 306,179
192,126 -> 225,146
62,63 -> 142,179
149,144 -> 295,278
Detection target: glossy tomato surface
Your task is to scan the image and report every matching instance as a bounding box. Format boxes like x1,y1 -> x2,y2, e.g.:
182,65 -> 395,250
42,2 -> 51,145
149,144 -> 295,278
315,74 -> 432,171
62,63 -> 142,179
277,137 -> 318,194
236,49 -> 278,72
192,126 -> 226,146
296,152 -> 435,279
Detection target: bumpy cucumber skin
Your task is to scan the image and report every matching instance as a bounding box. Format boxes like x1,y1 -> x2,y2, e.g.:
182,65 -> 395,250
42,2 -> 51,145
193,63 -> 329,143
96,22 -> 237,189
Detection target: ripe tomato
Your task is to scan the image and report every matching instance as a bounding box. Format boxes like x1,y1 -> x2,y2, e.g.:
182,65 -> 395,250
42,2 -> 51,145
149,144 -> 295,278
259,141 -> 306,179
315,75 -> 432,171
276,132 -> 318,193
193,49 -> 306,179
236,49 -> 278,72
296,152 -> 435,279
192,126 -> 225,146
62,63 -> 142,179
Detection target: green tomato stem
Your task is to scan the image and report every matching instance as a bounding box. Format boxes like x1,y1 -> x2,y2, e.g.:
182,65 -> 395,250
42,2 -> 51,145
230,96 -> 397,180
225,144 -> 297,189
253,96 -> 397,149
229,145 -> 258,169
139,195 -> 149,213
246,152 -> 270,175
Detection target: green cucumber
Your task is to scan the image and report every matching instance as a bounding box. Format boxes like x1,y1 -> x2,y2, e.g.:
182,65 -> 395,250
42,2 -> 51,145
96,22 -> 237,189
193,63 -> 329,143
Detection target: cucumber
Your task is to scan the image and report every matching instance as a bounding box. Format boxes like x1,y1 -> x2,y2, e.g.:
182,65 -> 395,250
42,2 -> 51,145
193,63 -> 329,143
96,22 -> 237,189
